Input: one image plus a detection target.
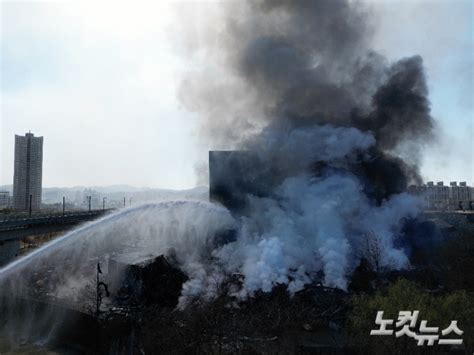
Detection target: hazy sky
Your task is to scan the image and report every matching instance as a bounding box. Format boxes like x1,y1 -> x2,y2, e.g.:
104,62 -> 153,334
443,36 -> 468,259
1,0 -> 472,189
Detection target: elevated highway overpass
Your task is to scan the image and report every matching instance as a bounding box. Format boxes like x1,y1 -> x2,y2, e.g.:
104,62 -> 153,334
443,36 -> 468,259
0,210 -> 113,242
0,210 -> 113,266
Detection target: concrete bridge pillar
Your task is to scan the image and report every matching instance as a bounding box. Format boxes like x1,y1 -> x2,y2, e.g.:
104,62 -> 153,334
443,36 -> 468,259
0,239 -> 20,267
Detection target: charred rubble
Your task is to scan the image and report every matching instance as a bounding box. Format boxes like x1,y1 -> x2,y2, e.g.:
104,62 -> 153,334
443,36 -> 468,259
110,253 -> 188,308
95,257 -> 352,353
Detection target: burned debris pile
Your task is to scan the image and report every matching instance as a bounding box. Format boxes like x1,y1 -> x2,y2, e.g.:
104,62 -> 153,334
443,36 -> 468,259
71,250 -> 351,353
110,253 -> 188,308
138,280 -> 349,354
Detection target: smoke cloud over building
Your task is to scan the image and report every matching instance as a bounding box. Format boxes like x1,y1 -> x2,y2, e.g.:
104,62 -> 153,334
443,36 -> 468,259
179,0 -> 435,295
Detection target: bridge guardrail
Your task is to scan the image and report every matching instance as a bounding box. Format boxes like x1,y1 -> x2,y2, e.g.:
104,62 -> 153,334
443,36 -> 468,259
0,209 -> 114,232
0,209 -> 115,223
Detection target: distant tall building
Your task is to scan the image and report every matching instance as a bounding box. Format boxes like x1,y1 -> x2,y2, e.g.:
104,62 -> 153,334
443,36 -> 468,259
408,180 -> 474,211
12,132 -> 43,211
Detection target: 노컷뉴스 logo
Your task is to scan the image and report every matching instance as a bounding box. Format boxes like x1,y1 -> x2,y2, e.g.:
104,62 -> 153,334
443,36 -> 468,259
370,311 -> 463,346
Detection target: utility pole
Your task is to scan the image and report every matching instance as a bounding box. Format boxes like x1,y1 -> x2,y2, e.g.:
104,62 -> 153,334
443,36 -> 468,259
103,197 -> 106,211
62,196 -> 65,216
88,196 -> 92,212
95,263 -> 110,317
123,197 -> 126,207
29,194 -> 32,217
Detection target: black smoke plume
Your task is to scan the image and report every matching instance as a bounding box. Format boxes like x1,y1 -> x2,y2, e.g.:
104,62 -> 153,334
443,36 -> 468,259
181,0 -> 433,201
178,0 -> 436,293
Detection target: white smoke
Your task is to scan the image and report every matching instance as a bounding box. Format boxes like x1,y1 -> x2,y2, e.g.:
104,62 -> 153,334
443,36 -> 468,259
204,173 -> 420,301
176,125 -> 422,304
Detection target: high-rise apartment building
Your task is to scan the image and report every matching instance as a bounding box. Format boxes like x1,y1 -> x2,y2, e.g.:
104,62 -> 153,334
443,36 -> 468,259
0,191 -> 10,207
12,132 -> 43,211
409,181 -> 474,210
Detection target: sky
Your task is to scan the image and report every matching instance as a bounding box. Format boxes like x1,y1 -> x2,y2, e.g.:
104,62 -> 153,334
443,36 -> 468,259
0,0 -> 472,189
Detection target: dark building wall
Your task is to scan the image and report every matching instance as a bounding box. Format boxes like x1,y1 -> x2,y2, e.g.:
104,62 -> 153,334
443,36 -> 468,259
209,151 -> 269,213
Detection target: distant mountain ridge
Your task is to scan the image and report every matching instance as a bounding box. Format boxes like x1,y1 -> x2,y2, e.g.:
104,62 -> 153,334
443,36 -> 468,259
0,185 -> 209,204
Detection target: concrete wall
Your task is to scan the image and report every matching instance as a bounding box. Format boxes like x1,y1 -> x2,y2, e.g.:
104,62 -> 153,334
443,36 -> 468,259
0,239 -> 20,267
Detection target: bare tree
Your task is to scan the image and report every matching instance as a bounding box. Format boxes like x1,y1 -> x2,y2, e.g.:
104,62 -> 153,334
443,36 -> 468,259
82,262 -> 110,317
362,231 -> 384,274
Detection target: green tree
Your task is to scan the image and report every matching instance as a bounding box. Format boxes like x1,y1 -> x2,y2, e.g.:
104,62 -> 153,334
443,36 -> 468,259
440,232 -> 474,291
347,279 -> 473,354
